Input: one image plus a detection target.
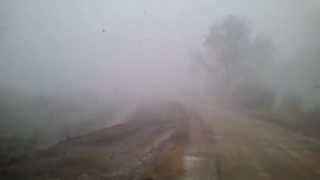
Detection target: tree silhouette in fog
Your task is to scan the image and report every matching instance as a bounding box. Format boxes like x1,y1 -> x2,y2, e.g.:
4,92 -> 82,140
200,15 -> 275,107
204,15 -> 274,84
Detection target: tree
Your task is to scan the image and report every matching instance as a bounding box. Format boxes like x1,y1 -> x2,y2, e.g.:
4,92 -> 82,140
204,15 -> 273,83
199,15 -> 275,107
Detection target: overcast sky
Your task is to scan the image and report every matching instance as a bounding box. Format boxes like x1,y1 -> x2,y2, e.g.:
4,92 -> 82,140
1,0 -> 319,99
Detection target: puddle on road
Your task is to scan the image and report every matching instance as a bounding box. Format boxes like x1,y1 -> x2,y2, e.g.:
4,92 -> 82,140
184,155 -> 205,170
183,155 -> 218,180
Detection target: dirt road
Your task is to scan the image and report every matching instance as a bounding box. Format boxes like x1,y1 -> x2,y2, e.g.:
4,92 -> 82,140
181,111 -> 219,180
3,103 -> 320,180
187,110 -> 320,180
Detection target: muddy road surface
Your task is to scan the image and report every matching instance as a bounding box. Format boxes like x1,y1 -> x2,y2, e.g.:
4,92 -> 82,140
2,102 -> 320,180
201,110 -> 320,180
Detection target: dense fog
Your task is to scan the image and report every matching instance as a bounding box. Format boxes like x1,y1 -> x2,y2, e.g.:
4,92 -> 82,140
0,0 -> 320,143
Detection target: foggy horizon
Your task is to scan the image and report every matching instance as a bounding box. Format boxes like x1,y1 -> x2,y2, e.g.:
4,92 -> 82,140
1,0 -> 319,103
1,1 -> 320,179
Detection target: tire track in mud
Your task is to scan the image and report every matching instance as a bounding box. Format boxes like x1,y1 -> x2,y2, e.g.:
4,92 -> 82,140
182,111 -> 220,180
139,109 -> 320,180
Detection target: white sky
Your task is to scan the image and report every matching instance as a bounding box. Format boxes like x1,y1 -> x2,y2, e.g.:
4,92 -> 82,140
0,0 -> 319,97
